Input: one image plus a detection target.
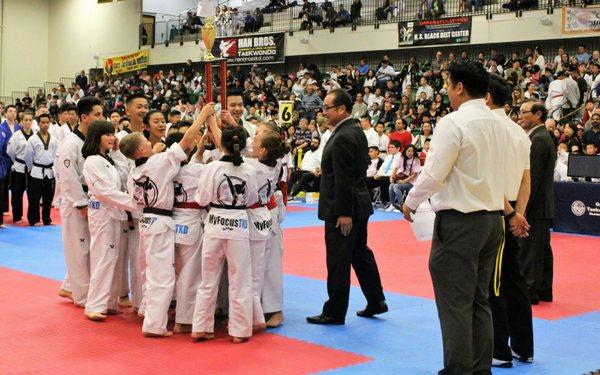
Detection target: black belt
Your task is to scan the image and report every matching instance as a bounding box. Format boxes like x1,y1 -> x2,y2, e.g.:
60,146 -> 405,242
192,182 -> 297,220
15,157 -> 26,164
438,209 -> 503,216
210,203 -> 247,210
143,207 -> 172,217
33,162 -> 53,176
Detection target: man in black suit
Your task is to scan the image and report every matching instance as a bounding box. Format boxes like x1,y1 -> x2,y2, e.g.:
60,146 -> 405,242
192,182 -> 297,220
307,89 -> 387,325
518,101 -> 556,304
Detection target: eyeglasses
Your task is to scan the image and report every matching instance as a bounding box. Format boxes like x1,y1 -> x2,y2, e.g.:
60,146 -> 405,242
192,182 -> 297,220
323,104 -> 342,111
519,110 -> 532,115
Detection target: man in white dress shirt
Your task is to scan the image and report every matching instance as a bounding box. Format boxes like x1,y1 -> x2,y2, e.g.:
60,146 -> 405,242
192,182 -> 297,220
402,61 -> 521,374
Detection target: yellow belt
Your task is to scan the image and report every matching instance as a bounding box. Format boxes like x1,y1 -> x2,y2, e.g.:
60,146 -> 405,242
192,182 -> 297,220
493,219 -> 506,297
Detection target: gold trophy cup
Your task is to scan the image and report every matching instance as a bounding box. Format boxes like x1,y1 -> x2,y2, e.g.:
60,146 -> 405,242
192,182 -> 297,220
201,18 -> 216,61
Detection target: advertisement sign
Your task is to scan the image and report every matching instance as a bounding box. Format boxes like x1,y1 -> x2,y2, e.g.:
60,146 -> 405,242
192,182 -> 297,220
211,32 -> 285,65
553,182 -> 600,236
398,17 -> 472,47
562,6 -> 600,34
103,49 -> 150,75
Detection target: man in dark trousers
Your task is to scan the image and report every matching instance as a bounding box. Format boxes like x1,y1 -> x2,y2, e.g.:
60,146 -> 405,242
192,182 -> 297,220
402,61 -> 524,374
487,74 -> 534,368
307,88 -> 387,325
518,101 -> 556,305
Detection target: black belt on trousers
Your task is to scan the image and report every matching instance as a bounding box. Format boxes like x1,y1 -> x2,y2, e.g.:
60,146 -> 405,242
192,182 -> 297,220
210,203 -> 247,210
143,207 -> 172,217
438,209 -> 503,216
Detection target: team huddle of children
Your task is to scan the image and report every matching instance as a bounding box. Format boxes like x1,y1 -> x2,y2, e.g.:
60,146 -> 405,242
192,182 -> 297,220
54,93 -> 288,343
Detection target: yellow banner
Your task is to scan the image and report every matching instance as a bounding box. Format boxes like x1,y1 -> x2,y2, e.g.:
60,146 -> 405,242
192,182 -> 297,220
103,49 -> 149,75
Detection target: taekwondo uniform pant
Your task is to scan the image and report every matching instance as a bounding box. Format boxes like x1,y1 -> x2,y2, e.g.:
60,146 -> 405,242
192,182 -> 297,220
139,212 -> 176,335
173,207 -> 205,324
27,176 -> 55,225
118,220 -> 131,298
193,237 -> 253,338
125,220 -> 143,310
9,170 -> 27,221
85,207 -> 123,314
60,205 -> 91,306
261,199 -> 284,314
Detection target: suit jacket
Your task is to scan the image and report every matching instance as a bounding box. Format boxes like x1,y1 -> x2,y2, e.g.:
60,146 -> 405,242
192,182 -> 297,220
318,117 -> 373,222
526,124 -> 556,219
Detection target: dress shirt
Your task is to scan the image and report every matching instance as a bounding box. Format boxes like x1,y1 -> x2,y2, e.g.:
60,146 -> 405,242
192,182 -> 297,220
363,127 -> 379,147
405,99 -> 509,213
492,108 -> 531,201
377,153 -> 398,176
367,158 -> 380,177
300,150 -> 321,172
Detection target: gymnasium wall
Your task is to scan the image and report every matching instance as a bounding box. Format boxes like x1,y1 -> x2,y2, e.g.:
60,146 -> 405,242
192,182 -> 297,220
0,0 -> 49,98
47,0 -> 142,83
0,0 -> 141,97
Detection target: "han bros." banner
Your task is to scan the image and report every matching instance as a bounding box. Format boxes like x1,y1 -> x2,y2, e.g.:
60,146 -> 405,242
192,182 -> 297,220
211,32 -> 285,65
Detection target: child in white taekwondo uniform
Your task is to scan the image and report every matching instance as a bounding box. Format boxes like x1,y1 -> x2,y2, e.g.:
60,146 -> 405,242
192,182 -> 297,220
259,123 -> 289,328
163,128 -> 211,334
191,125 -> 259,343
55,97 -> 104,306
24,114 -> 58,226
120,103 -> 215,337
244,128 -> 286,332
6,112 -> 34,223
81,121 -> 139,321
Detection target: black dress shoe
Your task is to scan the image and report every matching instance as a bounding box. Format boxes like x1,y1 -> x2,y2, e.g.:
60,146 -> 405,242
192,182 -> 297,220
306,314 -> 345,325
356,301 -> 388,317
511,349 -> 533,363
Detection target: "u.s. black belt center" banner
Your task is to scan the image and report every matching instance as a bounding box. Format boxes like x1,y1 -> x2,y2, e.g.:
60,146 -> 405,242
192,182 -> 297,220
398,17 -> 472,47
211,32 -> 285,65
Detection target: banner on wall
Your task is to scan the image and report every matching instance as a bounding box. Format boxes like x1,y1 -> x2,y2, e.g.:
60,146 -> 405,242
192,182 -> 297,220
562,6 -> 600,34
398,17 -> 472,47
103,49 -> 150,75
210,32 -> 285,65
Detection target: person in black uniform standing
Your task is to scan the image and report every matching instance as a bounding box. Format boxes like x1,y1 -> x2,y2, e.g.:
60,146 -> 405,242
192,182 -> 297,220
518,101 -> 556,305
307,88 -> 387,325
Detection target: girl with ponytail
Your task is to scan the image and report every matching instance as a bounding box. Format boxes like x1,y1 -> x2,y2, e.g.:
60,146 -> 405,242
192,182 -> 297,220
192,125 -> 260,343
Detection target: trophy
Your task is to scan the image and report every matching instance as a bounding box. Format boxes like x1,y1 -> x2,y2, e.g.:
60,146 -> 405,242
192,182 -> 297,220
197,0 -> 227,102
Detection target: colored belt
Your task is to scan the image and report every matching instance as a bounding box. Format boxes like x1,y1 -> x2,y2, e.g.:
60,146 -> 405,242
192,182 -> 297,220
174,202 -> 207,209
209,203 -> 247,210
143,207 -> 172,217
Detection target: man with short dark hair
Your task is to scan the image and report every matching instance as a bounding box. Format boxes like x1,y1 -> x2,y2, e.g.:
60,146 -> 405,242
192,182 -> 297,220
307,88 -> 386,325
403,61 -> 512,374
487,74 -> 534,368
518,101 -> 556,306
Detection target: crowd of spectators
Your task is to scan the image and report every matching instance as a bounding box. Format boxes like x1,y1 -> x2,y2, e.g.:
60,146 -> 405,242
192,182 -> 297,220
1,43 -> 599,211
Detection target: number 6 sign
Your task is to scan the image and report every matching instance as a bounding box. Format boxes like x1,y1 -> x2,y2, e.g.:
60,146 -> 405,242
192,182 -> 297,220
278,101 -> 294,125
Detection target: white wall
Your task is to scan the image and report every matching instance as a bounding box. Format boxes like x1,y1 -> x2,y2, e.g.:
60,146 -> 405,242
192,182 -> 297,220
143,0 -> 197,15
0,0 -> 49,97
48,0 -> 142,81
149,42 -> 203,65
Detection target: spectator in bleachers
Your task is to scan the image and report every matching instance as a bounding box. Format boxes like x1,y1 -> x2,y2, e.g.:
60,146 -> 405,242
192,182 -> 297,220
367,140 -> 400,205
351,93 -> 368,118
373,122 -> 390,155
582,113 -> 600,149
576,44 -> 590,65
389,118 -> 412,151
585,142 -> 598,155
351,0 -> 362,23
301,84 -> 323,120
376,60 -> 396,90
289,137 -> 321,197
367,146 -> 384,179
419,138 -> 430,165
380,101 -> 397,129
387,144 -> 421,211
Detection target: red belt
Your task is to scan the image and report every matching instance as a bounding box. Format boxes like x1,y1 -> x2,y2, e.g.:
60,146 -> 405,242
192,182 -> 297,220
174,202 -> 206,209
249,195 -> 278,210
267,195 -> 277,210
552,94 -> 564,98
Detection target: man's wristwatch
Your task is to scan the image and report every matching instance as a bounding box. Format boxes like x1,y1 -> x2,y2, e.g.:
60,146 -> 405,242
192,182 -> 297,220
505,210 -> 517,220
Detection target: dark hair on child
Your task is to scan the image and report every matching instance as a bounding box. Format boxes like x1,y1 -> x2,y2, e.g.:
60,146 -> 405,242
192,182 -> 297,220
221,126 -> 247,166
82,120 -> 115,159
